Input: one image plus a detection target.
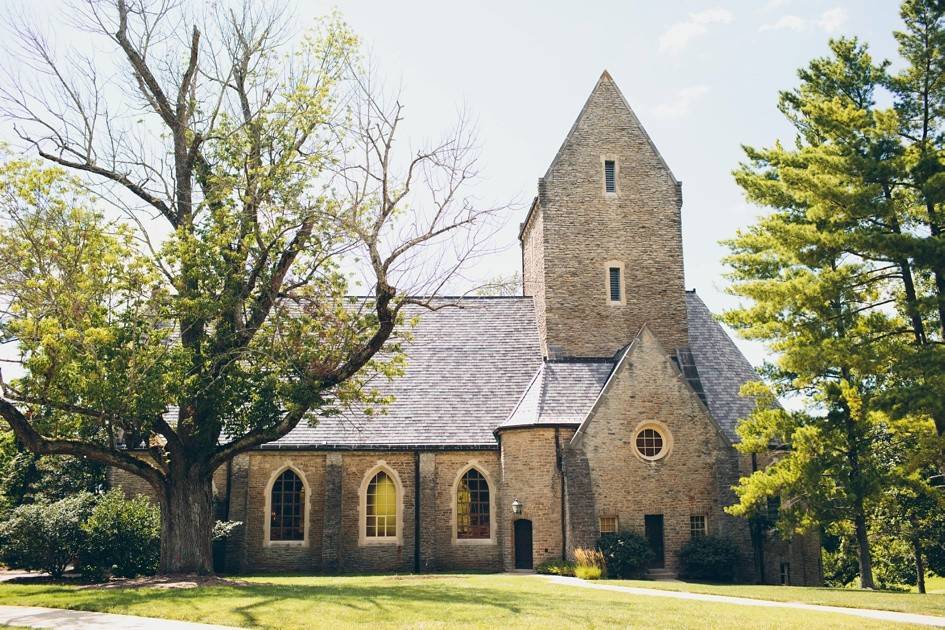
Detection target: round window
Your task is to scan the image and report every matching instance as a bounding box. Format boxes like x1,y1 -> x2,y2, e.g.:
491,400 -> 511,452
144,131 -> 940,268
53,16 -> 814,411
635,427 -> 665,460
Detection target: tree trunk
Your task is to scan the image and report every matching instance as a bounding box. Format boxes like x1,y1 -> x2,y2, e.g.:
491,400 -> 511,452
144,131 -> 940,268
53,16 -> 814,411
852,500 -> 875,589
159,467 -> 214,574
914,536 -> 926,594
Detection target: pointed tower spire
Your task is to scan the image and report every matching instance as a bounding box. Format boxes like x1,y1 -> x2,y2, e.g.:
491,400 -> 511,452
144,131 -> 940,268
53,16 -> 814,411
521,72 -> 689,358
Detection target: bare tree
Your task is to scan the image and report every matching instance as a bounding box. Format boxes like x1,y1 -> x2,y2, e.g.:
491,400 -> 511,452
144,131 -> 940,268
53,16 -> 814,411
0,0 -> 501,573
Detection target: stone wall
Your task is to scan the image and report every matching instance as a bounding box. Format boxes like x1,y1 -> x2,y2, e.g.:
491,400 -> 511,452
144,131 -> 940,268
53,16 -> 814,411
521,202 -> 547,356
521,72 -> 688,357
497,427 -> 573,570
145,449 -> 507,573
567,327 -> 735,575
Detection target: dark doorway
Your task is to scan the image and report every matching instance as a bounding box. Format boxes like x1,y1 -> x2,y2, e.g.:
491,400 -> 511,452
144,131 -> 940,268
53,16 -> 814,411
644,514 -> 665,568
514,519 -> 533,569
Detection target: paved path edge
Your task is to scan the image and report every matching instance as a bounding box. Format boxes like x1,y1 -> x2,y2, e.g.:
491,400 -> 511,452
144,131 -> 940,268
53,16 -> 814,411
540,574 -> 945,628
0,605 -> 239,630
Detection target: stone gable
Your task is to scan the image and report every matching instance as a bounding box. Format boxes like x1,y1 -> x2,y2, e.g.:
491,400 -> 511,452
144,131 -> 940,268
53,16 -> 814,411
522,71 -> 688,357
565,326 -> 747,575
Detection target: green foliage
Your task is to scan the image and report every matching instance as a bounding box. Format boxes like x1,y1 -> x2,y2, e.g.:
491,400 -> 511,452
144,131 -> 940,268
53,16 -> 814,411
822,529 -> 860,587
0,492 -> 95,577
720,4 -> 945,586
0,431 -> 104,512
574,565 -> 603,580
535,559 -> 575,576
78,490 -> 160,580
678,536 -> 741,582
212,520 -> 243,542
597,531 -> 654,579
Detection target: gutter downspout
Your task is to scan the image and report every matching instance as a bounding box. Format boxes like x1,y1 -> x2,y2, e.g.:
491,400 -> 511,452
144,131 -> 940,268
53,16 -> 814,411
555,427 -> 566,561
414,450 -> 421,573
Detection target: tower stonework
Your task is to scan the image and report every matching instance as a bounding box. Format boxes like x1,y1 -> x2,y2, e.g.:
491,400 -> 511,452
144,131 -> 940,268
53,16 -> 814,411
521,71 -> 688,357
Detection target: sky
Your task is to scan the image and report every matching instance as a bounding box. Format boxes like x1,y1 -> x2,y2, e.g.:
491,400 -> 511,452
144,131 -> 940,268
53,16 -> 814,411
5,0 -> 905,367
314,0 -> 903,365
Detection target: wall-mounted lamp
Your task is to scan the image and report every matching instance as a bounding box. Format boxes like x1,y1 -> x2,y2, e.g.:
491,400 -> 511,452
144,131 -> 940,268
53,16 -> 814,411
511,498 -> 523,515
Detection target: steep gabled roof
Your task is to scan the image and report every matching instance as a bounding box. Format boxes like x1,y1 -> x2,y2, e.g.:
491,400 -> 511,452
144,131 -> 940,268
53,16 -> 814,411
264,292 -> 762,448
685,291 -> 761,442
542,70 -> 680,186
499,359 -> 615,429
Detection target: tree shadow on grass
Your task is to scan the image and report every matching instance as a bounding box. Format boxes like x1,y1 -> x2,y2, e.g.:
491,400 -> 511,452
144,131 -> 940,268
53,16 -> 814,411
2,581 -> 543,629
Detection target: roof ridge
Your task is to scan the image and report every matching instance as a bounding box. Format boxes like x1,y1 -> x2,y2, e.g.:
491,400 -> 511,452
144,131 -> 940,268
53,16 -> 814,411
545,356 -> 614,364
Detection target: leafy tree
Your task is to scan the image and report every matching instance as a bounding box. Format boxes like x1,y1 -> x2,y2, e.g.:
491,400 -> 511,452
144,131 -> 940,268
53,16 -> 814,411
722,60 -> 907,584
0,431 -> 105,511
0,1 -> 498,573
723,8 -> 945,588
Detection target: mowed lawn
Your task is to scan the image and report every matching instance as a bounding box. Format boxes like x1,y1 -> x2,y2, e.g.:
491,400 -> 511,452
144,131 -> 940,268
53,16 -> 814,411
0,574 -> 937,630
609,576 -> 945,617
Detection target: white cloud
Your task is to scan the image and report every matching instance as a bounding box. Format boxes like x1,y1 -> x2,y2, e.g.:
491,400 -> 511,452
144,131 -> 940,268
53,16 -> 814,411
818,7 -> 848,33
761,0 -> 791,10
760,15 -> 805,31
659,8 -> 734,55
653,85 -> 710,120
758,7 -> 848,34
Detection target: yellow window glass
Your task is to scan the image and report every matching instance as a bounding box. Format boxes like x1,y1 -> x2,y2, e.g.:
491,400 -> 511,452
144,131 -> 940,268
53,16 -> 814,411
457,469 -> 490,539
367,471 -> 397,537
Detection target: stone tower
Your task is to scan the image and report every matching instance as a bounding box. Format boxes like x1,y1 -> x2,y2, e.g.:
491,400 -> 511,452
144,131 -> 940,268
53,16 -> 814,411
520,71 -> 688,357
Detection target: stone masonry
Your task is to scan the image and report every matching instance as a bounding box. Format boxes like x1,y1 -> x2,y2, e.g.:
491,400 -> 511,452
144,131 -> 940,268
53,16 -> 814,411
521,71 -> 688,358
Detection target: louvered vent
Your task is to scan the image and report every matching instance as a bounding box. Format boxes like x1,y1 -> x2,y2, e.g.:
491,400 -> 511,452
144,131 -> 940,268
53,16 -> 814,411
604,159 -> 616,193
609,267 -> 621,302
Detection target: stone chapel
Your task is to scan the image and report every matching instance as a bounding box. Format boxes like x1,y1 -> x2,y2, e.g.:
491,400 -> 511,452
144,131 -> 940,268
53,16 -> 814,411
113,71 -> 822,584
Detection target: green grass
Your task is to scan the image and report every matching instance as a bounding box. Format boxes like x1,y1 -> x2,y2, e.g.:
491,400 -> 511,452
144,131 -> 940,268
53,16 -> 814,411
913,574 -> 945,594
607,577 -> 945,617
0,573 -> 934,629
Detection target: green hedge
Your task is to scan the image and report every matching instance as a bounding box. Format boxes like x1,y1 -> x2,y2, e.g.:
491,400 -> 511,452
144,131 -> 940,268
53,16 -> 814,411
678,535 -> 741,582
597,531 -> 654,579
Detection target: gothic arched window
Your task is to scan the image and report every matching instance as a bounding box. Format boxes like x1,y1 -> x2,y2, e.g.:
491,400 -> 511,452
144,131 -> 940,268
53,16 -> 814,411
457,468 -> 490,539
366,471 -> 398,537
269,469 -> 304,541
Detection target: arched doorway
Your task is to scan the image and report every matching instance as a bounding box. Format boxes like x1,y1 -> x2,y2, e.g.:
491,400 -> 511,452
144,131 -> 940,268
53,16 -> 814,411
513,519 -> 533,569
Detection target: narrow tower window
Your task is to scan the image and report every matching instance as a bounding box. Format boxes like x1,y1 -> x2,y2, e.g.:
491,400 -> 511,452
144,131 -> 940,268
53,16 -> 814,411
604,159 -> 616,193
609,266 -> 622,302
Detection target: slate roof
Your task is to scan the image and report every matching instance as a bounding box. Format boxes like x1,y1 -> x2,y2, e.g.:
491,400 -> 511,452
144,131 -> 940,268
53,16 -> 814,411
502,360 -> 615,428
265,290 -> 759,449
684,291 -> 760,442
264,297 -> 543,449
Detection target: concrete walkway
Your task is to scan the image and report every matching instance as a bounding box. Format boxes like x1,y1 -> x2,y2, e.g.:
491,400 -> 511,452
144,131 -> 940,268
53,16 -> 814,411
541,574 -> 945,627
0,606 -> 239,629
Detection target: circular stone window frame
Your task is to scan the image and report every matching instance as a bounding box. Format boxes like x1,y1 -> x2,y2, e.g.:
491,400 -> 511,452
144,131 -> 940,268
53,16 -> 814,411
631,421 -> 673,462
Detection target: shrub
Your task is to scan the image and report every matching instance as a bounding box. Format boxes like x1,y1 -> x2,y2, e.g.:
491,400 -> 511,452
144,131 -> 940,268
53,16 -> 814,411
535,559 -> 575,576
678,535 -> 741,582
597,531 -> 654,579
574,564 -> 603,580
574,547 -> 605,580
79,489 -> 160,580
0,492 -> 95,577
212,520 -> 243,541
